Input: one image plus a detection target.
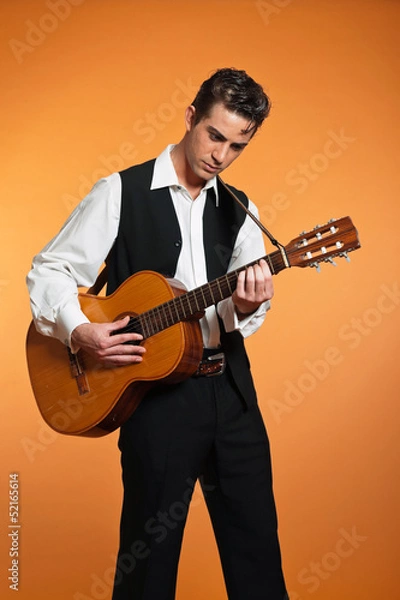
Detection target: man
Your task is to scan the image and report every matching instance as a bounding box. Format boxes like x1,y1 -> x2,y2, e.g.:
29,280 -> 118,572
27,68 -> 288,599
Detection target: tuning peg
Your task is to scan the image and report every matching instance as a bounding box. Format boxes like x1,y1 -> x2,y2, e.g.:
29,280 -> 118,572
340,252 -> 351,263
311,262 -> 321,273
327,257 -> 337,266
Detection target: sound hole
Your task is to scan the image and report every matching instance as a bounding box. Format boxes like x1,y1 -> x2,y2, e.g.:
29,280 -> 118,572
112,313 -> 144,345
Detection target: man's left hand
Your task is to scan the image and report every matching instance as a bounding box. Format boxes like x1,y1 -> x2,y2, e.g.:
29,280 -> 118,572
232,259 -> 274,319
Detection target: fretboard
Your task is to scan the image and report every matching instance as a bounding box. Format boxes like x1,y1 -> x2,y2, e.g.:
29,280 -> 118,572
124,249 -> 288,339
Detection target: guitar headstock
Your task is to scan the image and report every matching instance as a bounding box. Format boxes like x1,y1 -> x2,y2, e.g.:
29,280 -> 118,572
285,217 -> 361,271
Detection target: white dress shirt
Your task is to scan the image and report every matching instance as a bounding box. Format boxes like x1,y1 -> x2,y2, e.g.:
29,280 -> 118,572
26,145 -> 270,348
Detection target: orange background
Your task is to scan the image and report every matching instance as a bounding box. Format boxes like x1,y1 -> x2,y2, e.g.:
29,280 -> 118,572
1,1 -> 399,598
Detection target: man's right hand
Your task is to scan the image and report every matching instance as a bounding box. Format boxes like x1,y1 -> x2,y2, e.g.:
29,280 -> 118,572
71,316 -> 146,367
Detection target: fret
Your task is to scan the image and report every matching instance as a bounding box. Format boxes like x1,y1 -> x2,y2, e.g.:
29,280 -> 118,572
159,305 -> 167,330
132,316 -> 144,336
160,303 -> 170,328
139,314 -> 150,338
200,284 -> 213,307
154,308 -> 161,334
225,274 -> 234,295
153,306 -> 162,333
191,290 -> 201,312
177,295 -> 187,319
182,293 -> 192,317
215,278 -> 223,301
265,254 -> 275,274
271,251 -> 284,274
222,275 -> 233,297
166,299 -> 175,325
171,297 -> 181,322
199,286 -> 207,308
137,314 -> 144,337
146,311 -> 156,336
192,286 -> 208,312
208,284 -> 216,305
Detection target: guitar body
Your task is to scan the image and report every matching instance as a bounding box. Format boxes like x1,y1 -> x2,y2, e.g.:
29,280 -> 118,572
26,271 -> 203,437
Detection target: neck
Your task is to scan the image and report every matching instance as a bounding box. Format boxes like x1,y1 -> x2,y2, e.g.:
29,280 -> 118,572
170,142 -> 205,200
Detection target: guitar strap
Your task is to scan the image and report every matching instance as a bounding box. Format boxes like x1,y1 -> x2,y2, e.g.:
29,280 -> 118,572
217,176 -> 289,267
87,264 -> 108,295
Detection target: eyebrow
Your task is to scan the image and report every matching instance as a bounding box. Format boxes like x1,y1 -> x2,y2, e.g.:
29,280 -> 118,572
207,126 -> 249,149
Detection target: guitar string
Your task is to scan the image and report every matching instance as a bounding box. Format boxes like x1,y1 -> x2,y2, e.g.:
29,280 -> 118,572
116,251 -> 285,338
120,233 -> 354,338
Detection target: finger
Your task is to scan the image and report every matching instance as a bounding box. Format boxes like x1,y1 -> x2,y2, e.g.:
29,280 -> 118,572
259,258 -> 272,278
246,265 -> 268,298
252,264 -> 265,288
99,338 -> 146,355
108,331 -> 144,347
96,343 -> 146,364
244,265 -> 255,293
235,269 -> 247,296
254,260 -> 273,300
237,268 -> 256,299
100,352 -> 145,367
108,315 -> 131,334
237,266 -> 259,299
107,316 -> 144,345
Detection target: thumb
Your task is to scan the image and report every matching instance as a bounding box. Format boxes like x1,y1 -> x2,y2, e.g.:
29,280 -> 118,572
110,315 -> 130,332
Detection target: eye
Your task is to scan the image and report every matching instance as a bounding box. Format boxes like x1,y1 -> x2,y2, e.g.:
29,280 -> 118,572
209,132 -> 221,141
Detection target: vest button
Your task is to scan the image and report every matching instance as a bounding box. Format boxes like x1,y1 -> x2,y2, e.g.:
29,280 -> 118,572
174,240 -> 182,247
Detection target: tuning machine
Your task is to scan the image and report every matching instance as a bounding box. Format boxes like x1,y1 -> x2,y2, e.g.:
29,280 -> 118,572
340,251 -> 351,263
310,262 -> 321,273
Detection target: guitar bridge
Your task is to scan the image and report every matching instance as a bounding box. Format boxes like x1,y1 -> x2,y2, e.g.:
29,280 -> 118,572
67,347 -> 90,395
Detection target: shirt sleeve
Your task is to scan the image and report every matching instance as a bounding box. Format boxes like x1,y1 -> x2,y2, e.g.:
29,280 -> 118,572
217,199 -> 271,338
26,173 -> 121,346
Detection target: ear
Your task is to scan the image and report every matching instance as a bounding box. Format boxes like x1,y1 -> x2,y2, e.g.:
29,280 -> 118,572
185,105 -> 196,132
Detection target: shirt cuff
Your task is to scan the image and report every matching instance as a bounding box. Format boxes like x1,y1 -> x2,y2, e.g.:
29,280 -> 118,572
217,297 -> 270,338
56,303 -> 90,350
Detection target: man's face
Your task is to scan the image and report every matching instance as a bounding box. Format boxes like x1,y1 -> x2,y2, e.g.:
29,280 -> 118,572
183,102 -> 255,184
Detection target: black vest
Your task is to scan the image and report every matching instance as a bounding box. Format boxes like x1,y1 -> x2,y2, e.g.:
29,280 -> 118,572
106,159 -> 258,406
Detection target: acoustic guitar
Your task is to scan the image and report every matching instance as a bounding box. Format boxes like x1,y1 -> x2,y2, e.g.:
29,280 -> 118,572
26,216 -> 360,437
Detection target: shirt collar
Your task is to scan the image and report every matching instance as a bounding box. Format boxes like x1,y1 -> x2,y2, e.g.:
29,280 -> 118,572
151,144 -> 220,205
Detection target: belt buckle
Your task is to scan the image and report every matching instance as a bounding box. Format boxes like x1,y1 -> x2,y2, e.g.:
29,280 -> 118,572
203,352 -> 226,377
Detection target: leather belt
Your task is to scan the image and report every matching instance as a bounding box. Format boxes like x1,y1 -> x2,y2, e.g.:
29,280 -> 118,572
193,351 -> 226,377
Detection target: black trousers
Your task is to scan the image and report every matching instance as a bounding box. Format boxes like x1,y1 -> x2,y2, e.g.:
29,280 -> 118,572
112,370 -> 288,600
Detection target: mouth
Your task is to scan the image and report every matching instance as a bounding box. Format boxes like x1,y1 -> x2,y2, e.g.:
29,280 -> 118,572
203,161 -> 221,174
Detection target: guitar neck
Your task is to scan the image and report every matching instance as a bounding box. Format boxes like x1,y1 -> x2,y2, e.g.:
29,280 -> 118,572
109,216 -> 361,340
134,249 -> 287,339
188,249 -> 287,311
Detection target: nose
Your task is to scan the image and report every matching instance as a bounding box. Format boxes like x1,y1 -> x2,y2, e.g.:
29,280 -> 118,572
211,143 -> 229,165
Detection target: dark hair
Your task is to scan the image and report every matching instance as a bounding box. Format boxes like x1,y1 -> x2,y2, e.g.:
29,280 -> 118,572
192,67 -> 271,133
